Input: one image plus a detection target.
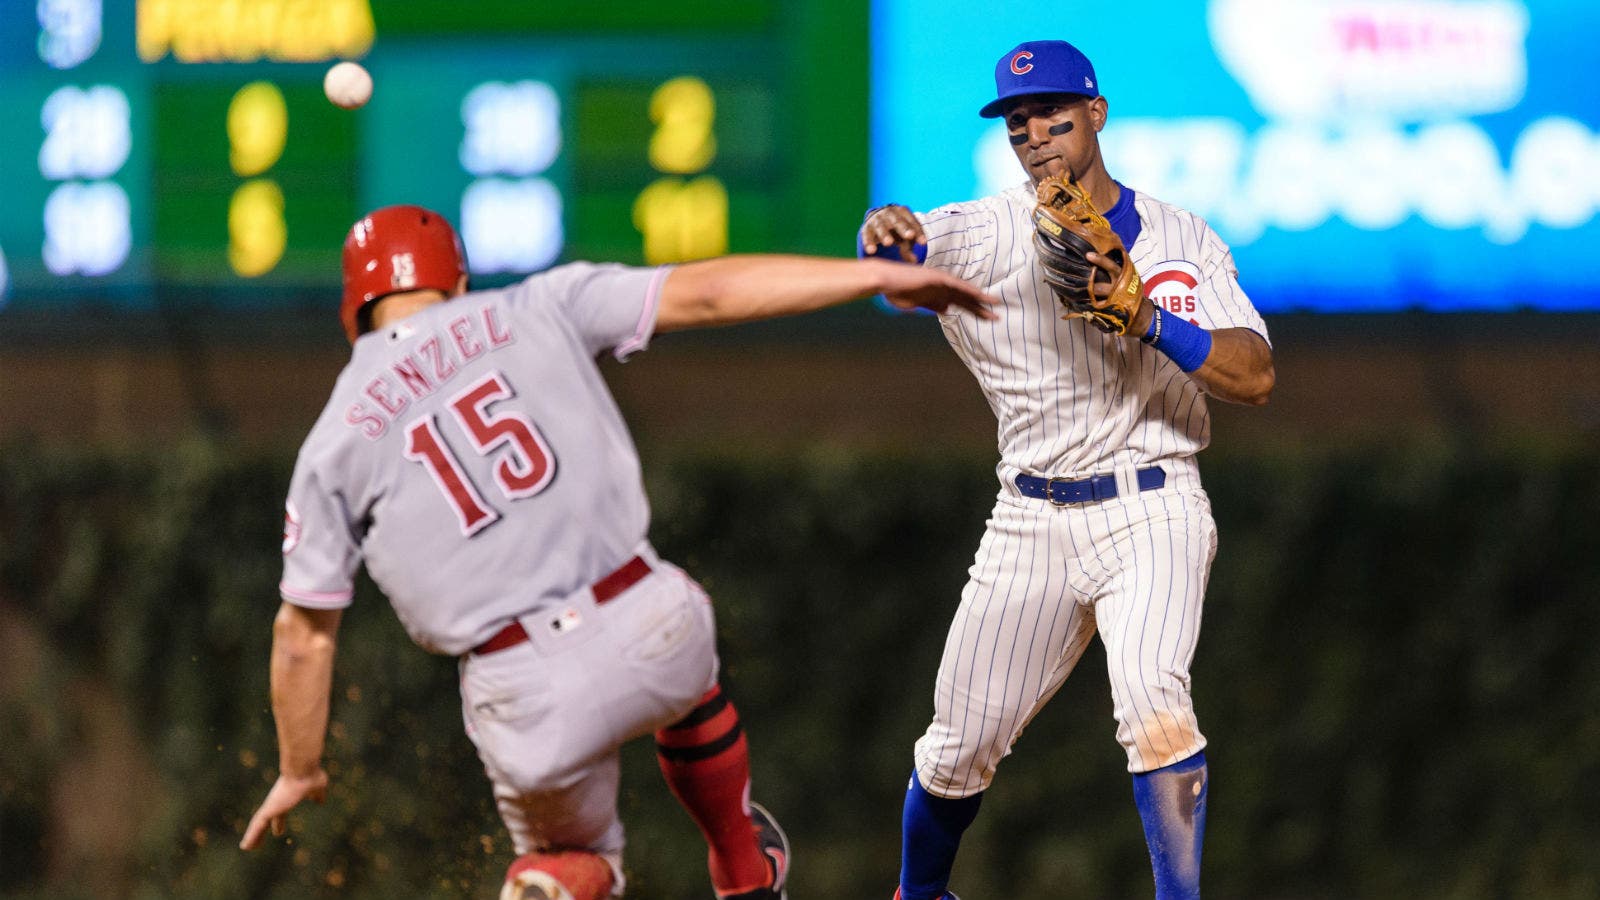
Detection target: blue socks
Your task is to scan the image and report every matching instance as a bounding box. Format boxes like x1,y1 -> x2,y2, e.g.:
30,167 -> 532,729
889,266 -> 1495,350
898,773 -> 982,900
1132,751 -> 1209,899
899,754 -> 1206,899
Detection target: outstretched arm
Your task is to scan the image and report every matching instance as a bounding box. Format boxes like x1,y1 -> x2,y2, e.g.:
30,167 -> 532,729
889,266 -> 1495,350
654,254 -> 995,333
240,602 -> 343,850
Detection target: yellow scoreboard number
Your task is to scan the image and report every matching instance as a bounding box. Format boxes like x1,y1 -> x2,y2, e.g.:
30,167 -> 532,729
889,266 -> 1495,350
225,82 -> 288,277
634,76 -> 728,264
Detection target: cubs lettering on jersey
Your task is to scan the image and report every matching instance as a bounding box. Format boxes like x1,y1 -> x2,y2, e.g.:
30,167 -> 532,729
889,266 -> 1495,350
1142,260 -> 1203,317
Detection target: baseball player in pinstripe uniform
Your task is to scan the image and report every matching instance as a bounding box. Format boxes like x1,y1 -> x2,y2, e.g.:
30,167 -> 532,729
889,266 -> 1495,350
859,39 -> 1275,900
237,205 -> 995,899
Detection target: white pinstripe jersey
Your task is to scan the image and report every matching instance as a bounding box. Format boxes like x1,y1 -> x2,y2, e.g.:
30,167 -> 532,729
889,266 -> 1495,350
919,181 -> 1269,488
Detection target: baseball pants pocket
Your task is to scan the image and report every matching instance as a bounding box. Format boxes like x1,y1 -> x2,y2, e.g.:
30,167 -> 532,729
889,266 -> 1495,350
465,644 -> 556,724
604,567 -> 718,735
461,644 -> 570,792
460,640 -> 631,862
619,585 -> 700,663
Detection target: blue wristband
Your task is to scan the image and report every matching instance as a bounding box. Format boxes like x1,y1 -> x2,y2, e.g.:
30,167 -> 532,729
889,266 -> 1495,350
1142,307 -> 1212,373
865,241 -> 927,264
857,206 -> 927,263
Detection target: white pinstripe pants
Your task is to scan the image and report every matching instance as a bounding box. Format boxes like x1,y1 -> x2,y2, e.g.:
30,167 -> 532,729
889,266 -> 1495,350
914,483 -> 1217,797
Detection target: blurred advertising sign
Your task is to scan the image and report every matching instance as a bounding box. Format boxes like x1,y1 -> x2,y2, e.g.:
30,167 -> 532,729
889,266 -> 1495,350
873,0 -> 1600,311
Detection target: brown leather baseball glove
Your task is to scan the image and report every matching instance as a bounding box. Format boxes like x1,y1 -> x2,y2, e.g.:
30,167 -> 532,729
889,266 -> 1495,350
1032,173 -> 1143,334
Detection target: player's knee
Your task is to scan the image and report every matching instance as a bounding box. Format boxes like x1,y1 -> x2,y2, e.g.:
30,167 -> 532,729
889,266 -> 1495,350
914,762 -> 992,799
493,752 -> 568,796
1115,666 -> 1193,715
1110,674 -> 1203,766
1117,706 -> 1204,771
913,739 -> 1002,797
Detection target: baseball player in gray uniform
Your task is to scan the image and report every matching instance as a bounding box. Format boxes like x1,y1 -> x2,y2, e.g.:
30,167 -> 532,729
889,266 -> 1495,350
238,205 -> 995,900
858,39 -> 1275,900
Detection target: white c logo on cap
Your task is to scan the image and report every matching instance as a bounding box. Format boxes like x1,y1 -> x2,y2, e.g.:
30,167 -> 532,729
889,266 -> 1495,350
1010,51 -> 1034,75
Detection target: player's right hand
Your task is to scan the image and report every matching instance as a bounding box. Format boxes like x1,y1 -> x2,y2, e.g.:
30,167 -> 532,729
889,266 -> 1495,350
239,767 -> 330,850
860,204 -> 927,264
874,261 -> 998,320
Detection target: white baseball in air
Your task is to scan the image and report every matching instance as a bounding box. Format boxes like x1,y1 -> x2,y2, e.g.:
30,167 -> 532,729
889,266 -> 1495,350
324,61 -> 372,110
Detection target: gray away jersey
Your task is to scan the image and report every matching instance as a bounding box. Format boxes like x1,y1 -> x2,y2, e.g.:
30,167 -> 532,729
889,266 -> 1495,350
918,182 -> 1269,489
279,262 -> 670,655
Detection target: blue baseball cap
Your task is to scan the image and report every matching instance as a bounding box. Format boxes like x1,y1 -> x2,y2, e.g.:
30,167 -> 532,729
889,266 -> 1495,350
978,39 -> 1099,118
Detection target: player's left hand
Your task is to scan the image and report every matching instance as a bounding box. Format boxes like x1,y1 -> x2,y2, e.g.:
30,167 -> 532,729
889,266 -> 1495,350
240,767 -> 330,850
1033,172 -> 1143,334
1085,251 -> 1154,335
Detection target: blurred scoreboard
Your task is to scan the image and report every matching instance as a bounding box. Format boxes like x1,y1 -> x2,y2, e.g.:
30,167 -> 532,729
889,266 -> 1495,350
0,0 -> 859,312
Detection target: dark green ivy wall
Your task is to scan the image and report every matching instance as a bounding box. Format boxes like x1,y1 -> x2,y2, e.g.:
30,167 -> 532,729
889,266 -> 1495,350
2,442 -> 1597,899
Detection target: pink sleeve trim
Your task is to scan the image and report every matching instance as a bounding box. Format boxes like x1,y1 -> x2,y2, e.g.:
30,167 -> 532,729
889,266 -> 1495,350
613,265 -> 673,360
279,582 -> 354,609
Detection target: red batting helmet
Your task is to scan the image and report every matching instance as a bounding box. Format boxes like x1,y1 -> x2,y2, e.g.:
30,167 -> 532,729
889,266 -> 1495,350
340,205 -> 468,342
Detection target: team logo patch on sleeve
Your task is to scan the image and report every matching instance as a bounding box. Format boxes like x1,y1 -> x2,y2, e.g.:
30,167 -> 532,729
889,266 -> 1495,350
282,500 -> 302,554
1142,260 -> 1204,320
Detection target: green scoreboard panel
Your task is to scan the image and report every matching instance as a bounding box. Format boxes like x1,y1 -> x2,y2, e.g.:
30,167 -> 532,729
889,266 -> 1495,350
0,0 -> 866,311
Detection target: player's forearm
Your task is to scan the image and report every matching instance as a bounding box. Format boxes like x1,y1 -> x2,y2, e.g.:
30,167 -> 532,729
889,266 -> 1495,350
1190,327 -> 1275,406
267,603 -> 342,779
655,255 -> 889,331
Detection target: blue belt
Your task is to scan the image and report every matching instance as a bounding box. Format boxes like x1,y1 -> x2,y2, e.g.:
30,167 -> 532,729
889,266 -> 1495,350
1015,466 -> 1166,506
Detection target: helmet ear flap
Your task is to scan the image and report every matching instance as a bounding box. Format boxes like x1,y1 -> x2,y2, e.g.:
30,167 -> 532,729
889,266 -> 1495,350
340,205 -> 468,342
